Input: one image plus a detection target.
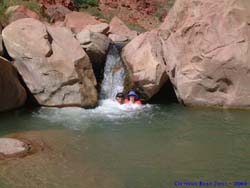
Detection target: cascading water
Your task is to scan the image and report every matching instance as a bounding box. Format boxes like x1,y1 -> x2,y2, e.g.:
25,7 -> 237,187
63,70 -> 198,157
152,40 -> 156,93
100,44 -> 126,100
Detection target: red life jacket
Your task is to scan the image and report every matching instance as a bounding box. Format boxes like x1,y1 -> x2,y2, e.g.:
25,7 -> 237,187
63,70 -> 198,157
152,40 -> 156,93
124,99 -> 142,105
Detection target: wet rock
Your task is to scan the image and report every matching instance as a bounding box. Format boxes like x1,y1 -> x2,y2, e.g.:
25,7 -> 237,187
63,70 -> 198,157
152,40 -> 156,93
109,16 -> 138,42
161,0 -> 250,108
0,138 -> 28,159
5,5 -> 40,25
122,31 -> 168,100
64,11 -> 102,33
2,18 -> 97,108
0,57 -> 27,112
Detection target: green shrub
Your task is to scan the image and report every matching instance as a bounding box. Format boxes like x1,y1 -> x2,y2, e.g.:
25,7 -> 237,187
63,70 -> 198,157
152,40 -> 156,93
103,9 -> 117,22
0,0 -> 41,23
0,0 -> 9,23
154,0 -> 175,21
80,6 -> 117,22
80,6 -> 105,19
22,0 -> 41,15
74,0 -> 99,9
127,23 -> 147,33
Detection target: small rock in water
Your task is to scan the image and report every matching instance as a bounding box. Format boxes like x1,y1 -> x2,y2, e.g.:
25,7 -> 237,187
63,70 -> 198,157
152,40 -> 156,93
0,138 -> 28,159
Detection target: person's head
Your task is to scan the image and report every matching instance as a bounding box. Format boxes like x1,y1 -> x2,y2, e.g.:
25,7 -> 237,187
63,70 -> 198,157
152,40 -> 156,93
127,91 -> 139,103
116,93 -> 125,104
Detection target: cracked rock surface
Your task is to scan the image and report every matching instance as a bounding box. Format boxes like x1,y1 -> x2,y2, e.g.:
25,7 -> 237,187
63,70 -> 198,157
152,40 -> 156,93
122,31 -> 168,100
160,0 -> 250,108
2,18 -> 98,108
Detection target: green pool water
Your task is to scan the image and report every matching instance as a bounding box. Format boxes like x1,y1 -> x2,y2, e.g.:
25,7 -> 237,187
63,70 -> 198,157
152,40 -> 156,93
0,100 -> 250,188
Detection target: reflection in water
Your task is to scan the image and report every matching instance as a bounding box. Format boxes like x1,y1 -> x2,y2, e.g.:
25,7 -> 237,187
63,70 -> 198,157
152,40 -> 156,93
0,103 -> 250,188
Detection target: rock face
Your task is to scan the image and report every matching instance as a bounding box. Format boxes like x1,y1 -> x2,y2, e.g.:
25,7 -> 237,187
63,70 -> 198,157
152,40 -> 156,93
43,5 -> 71,23
85,23 -> 109,35
77,30 -> 110,64
64,11 -> 102,33
0,35 -> 3,56
5,5 -> 40,25
2,18 -> 98,108
3,18 -> 51,59
99,0 -> 167,30
0,57 -> 27,112
109,16 -> 138,42
122,31 -> 168,100
161,0 -> 250,108
76,29 -> 111,80
0,17 -> 2,55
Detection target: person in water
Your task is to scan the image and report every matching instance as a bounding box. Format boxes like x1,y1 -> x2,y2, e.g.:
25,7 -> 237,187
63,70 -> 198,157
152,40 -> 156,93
124,91 -> 142,105
115,92 -> 125,104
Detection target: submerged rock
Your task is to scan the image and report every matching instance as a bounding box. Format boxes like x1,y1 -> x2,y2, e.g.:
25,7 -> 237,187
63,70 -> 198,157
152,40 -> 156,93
0,57 -> 27,112
122,31 -> 168,100
160,0 -> 250,108
0,138 -> 28,159
2,18 -> 98,108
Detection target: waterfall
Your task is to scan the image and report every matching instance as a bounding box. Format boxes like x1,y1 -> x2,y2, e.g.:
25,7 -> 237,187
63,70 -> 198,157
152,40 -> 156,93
100,44 -> 126,100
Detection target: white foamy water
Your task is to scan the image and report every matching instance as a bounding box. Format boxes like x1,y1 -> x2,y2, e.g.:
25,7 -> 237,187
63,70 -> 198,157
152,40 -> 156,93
34,100 -> 154,130
100,45 -> 125,99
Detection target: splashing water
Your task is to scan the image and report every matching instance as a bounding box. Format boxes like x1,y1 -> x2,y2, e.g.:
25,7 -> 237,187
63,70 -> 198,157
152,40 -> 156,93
100,44 -> 126,100
35,100 -> 154,130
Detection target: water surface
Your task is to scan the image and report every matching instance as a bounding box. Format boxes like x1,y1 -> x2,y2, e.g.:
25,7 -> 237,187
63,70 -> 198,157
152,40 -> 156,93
0,100 -> 250,188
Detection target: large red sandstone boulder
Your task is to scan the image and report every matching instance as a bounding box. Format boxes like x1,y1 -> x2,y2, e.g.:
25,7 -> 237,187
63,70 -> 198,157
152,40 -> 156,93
122,31 -> 168,100
64,11 -> 102,33
160,0 -> 250,108
5,5 -> 40,25
2,18 -> 97,108
76,29 -> 111,81
0,57 -> 27,112
109,16 -> 138,42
